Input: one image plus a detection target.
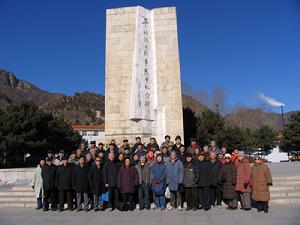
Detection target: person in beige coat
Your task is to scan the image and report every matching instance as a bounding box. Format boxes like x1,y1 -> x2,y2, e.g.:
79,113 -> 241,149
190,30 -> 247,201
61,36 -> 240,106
251,156 -> 273,213
31,159 -> 45,209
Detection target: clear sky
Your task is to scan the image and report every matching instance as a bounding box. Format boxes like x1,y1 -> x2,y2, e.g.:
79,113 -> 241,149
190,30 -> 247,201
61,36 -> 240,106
0,0 -> 299,112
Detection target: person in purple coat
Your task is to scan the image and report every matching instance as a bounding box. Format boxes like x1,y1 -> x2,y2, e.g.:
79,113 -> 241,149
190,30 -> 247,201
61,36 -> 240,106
117,157 -> 139,211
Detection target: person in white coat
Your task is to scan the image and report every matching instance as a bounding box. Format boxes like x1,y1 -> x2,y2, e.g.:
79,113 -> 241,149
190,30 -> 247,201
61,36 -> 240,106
31,159 -> 45,209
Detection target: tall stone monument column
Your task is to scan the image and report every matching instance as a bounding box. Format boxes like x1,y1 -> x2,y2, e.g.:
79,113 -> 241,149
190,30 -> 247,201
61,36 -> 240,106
105,6 -> 183,144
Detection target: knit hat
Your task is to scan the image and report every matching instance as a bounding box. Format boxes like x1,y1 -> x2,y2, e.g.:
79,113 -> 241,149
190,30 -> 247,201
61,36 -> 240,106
224,153 -> 231,158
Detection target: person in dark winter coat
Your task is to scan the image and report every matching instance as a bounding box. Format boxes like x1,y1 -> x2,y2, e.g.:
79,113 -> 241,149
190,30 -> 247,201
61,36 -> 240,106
161,146 -> 170,163
183,153 -> 199,211
103,152 -> 120,211
196,153 -> 212,210
166,151 -> 184,211
209,152 -> 223,208
135,155 -> 151,210
88,157 -> 105,211
56,158 -> 73,211
41,157 -> 57,211
151,154 -> 167,210
177,145 -> 187,164
117,158 -> 139,211
72,156 -> 90,212
219,154 -> 238,210
146,137 -> 159,151
172,135 -> 184,152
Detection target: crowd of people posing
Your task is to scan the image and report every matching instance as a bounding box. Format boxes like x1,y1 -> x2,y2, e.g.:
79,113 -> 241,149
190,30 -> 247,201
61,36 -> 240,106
31,135 -> 273,214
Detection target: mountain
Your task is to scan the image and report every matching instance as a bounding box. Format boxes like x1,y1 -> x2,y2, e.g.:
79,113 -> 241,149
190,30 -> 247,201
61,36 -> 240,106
0,68 -> 297,129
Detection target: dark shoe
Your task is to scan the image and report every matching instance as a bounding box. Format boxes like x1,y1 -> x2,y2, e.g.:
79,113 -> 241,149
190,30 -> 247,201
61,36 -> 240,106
84,208 -> 89,212
58,208 -> 63,212
76,208 -> 82,212
204,208 -> 211,211
185,207 -> 192,211
139,207 -> 144,211
192,208 -> 197,211
36,206 -> 42,210
99,207 -> 104,211
244,208 -> 251,211
231,207 -> 238,210
198,207 -> 203,210
51,208 -> 57,211
43,208 -> 49,212
145,207 -> 150,210
94,208 -> 99,212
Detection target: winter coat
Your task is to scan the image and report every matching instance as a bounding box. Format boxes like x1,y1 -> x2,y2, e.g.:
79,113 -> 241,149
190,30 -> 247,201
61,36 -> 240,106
183,161 -> 198,188
72,164 -> 90,193
41,164 -> 57,190
151,162 -> 166,184
235,158 -> 252,192
56,164 -> 73,190
166,158 -> 184,191
196,160 -> 211,187
177,152 -> 187,164
251,163 -> 272,201
219,162 -> 238,200
117,166 -> 139,193
135,162 -> 151,187
31,165 -> 43,198
103,159 -> 119,188
210,160 -> 222,186
88,165 -> 105,195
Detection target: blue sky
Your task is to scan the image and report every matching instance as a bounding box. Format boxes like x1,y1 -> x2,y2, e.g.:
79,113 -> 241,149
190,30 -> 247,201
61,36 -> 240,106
0,0 -> 299,112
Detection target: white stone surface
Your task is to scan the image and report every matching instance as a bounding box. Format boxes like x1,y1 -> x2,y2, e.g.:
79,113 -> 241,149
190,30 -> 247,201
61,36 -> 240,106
105,6 -> 184,144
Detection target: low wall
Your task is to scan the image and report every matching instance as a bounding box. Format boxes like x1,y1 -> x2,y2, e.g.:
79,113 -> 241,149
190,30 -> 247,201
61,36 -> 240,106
0,168 -> 34,185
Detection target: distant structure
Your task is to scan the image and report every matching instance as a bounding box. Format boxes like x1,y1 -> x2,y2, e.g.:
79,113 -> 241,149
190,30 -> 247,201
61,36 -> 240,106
105,6 -> 184,144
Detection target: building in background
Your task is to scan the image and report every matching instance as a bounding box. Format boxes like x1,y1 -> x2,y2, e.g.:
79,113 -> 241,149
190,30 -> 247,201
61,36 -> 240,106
72,124 -> 105,145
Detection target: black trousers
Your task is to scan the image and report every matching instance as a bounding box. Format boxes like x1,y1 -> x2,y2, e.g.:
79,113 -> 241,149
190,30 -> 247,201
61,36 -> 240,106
210,185 -> 222,206
199,186 -> 210,209
185,187 -> 199,209
108,187 -> 120,210
257,201 -> 269,212
58,190 -> 73,209
120,193 -> 134,211
43,189 -> 56,209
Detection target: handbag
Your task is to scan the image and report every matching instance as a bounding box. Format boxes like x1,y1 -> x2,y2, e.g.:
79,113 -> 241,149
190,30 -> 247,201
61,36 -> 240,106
101,191 -> 109,202
165,186 -> 170,199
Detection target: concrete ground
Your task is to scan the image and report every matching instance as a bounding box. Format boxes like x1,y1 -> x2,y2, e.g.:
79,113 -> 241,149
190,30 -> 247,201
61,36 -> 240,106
0,206 -> 299,225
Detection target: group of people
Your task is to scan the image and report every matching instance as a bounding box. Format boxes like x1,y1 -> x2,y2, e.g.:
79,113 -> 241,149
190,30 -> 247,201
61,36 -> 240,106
31,135 -> 273,213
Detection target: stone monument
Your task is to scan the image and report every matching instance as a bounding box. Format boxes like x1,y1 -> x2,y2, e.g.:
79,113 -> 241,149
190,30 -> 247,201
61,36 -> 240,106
105,6 -> 184,144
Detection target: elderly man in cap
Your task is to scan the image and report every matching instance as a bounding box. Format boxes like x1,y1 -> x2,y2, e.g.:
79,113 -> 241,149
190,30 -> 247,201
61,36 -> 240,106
183,153 -> 199,211
56,157 -> 73,211
251,156 -> 273,213
235,151 -> 252,210
41,157 -> 57,211
119,139 -> 130,153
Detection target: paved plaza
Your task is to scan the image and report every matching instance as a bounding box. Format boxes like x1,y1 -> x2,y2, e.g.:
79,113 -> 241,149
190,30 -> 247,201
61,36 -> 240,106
0,205 -> 299,225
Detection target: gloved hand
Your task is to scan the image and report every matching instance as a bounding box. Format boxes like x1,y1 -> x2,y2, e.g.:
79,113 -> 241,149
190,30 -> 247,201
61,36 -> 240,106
267,183 -> 273,186
32,186 -> 34,190
243,182 -> 248,189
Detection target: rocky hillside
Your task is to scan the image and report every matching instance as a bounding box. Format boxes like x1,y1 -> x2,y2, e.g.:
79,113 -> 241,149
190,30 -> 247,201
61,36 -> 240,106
0,68 -> 296,130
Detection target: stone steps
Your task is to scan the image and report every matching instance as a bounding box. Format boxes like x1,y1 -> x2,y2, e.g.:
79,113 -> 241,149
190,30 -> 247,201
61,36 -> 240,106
0,176 -> 299,207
